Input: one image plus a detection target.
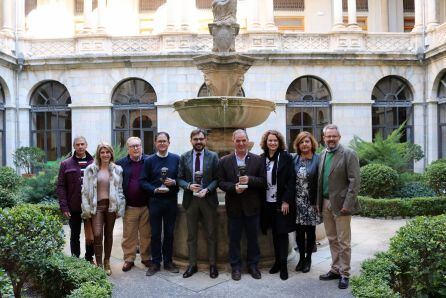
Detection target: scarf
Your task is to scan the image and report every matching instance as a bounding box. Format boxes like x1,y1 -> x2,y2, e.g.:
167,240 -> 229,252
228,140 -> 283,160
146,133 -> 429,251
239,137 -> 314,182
266,150 -> 280,186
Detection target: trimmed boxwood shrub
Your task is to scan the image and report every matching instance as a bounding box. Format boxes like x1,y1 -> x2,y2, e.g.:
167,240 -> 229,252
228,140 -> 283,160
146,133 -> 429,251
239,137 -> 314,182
0,204 -> 64,297
352,215 -> 446,297
425,160 -> 446,195
0,187 -> 19,209
36,254 -> 112,298
360,164 -> 398,198
0,267 -> 14,297
33,203 -> 65,224
393,181 -> 435,198
358,196 -> 446,218
68,282 -> 111,298
0,167 -> 21,192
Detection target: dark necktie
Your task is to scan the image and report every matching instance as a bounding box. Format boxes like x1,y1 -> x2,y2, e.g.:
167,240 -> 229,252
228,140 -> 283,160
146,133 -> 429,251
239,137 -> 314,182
195,152 -> 201,172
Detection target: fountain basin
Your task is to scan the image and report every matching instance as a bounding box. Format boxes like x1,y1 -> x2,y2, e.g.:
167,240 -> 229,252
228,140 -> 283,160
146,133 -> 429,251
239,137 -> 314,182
173,97 -> 275,129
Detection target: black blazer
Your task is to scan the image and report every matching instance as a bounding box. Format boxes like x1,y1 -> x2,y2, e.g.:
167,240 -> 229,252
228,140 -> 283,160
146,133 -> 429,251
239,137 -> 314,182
260,151 -> 296,234
218,152 -> 267,217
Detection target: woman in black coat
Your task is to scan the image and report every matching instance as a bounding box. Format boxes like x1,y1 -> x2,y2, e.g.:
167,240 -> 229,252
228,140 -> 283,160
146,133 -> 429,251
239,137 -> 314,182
260,130 -> 296,280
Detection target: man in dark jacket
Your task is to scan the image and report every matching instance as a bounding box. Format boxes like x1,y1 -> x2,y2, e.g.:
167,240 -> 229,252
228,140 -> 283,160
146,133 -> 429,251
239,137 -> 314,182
218,129 -> 266,281
57,136 -> 94,262
116,137 -> 151,272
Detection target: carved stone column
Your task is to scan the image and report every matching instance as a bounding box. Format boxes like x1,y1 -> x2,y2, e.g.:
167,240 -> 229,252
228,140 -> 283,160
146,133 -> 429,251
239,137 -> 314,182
427,0 -> 439,31
412,0 -> 424,32
1,0 -> 14,36
332,0 -> 345,30
247,0 -> 261,31
97,0 -> 107,33
83,0 -> 93,32
165,0 -> 177,31
264,0 -> 277,30
16,0 -> 26,37
347,0 -> 361,30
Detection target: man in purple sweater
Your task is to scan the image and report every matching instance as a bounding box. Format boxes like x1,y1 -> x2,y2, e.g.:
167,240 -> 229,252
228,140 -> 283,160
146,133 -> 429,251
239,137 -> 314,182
116,137 -> 151,272
57,136 -> 94,262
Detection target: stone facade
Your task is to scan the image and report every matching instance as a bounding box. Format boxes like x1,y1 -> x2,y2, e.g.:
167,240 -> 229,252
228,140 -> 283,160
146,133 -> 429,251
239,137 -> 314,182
0,0 -> 445,172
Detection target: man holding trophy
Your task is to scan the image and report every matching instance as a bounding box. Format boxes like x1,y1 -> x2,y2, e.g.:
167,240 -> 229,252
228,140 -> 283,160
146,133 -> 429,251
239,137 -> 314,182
218,129 -> 266,281
140,132 -> 180,276
177,129 -> 220,279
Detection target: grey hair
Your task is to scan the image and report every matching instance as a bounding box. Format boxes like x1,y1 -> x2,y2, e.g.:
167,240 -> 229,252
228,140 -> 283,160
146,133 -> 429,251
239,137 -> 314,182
323,124 -> 340,135
232,129 -> 248,140
126,136 -> 142,147
72,136 -> 87,146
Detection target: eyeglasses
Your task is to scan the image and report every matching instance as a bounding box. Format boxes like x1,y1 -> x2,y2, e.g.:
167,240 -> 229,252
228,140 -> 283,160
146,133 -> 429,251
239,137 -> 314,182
128,144 -> 141,149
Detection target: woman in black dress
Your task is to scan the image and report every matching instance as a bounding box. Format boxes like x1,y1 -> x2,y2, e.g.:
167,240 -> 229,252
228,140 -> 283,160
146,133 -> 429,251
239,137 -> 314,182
260,130 -> 296,280
293,131 -> 320,273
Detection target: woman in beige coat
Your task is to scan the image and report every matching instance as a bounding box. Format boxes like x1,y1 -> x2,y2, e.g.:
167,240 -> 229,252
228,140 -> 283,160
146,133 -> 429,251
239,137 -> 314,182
82,142 -> 125,275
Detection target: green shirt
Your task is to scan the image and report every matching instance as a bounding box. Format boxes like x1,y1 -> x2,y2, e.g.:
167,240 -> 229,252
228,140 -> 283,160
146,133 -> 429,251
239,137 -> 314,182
322,151 -> 335,198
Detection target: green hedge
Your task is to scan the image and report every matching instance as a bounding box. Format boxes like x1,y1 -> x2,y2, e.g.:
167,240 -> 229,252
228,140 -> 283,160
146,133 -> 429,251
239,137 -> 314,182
33,203 -> 66,223
352,215 -> 446,297
358,196 -> 446,218
35,254 -> 112,298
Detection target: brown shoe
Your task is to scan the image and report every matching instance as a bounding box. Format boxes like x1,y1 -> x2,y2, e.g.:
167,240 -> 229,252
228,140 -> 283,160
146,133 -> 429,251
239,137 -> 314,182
164,262 -> 179,273
104,259 -> 112,276
141,260 -> 152,267
122,261 -> 134,272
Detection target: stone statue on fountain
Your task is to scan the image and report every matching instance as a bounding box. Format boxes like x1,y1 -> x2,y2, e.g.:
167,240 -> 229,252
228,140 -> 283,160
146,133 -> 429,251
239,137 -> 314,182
209,0 -> 239,52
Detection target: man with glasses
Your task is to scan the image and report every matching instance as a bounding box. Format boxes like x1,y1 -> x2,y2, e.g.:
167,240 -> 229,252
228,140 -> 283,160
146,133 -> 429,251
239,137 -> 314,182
116,137 -> 151,272
177,129 -> 220,279
317,124 -> 360,290
140,132 -> 180,276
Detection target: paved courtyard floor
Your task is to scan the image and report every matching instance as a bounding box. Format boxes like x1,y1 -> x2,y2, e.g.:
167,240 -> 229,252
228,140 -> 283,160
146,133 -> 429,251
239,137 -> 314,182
64,216 -> 406,298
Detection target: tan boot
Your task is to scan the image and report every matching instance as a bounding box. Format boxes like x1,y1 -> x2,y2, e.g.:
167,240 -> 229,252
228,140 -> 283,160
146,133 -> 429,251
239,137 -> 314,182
104,259 -> 112,276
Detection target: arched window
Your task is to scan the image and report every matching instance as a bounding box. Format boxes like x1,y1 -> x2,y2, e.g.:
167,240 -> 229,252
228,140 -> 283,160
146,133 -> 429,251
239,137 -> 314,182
112,78 -> 157,154
371,76 -> 413,142
286,76 -> 331,150
0,84 -> 5,165
30,81 -> 72,161
197,83 -> 245,97
438,72 -> 446,158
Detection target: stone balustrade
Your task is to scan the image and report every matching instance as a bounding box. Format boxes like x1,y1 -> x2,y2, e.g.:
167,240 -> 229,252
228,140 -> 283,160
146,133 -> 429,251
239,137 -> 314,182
17,28 -> 446,59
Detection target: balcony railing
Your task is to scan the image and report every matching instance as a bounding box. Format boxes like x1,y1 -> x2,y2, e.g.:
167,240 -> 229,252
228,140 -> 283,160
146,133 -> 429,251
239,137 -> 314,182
273,0 -> 304,11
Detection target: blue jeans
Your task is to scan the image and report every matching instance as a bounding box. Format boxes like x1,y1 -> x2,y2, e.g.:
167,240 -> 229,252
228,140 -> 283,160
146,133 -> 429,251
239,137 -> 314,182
228,214 -> 260,268
149,198 -> 177,265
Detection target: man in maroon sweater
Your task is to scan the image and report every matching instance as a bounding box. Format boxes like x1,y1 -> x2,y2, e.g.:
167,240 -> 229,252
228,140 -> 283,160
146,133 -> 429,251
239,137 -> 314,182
57,136 -> 94,262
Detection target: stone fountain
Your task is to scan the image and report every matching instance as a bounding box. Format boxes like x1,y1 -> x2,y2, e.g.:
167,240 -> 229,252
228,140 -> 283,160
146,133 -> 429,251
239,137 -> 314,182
172,0 -> 281,270
173,0 -> 275,155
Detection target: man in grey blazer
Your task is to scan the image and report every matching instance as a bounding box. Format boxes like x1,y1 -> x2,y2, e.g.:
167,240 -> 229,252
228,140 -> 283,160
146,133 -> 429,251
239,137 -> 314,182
317,124 -> 360,290
177,129 -> 220,279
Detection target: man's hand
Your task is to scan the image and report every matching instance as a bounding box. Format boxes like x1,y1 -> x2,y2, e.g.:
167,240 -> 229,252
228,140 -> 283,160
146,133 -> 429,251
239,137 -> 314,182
63,211 -> 71,218
235,183 -> 245,194
196,188 -> 208,198
164,178 -> 176,186
238,175 -> 249,185
340,207 -> 350,214
281,202 -> 289,215
189,183 -> 202,193
155,187 -> 169,194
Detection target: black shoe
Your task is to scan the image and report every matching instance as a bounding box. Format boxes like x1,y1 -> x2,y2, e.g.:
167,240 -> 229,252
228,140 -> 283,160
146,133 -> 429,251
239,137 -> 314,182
338,276 -> 349,289
231,268 -> 241,281
279,263 -> 288,280
182,265 -> 198,278
210,265 -> 219,279
269,262 -> 280,274
146,263 -> 160,276
319,271 -> 341,280
164,262 -> 179,273
295,258 -> 304,272
302,258 -> 311,273
248,266 -> 261,279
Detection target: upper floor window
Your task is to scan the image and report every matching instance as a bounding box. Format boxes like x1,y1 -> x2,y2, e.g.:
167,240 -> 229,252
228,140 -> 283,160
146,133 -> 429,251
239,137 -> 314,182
25,0 -> 37,16
74,0 -> 99,15
30,81 -> 72,161
273,0 -> 305,11
403,0 -> 414,13
286,76 -> 331,149
196,0 -> 212,9
438,72 -> 446,158
0,84 -> 5,165
342,0 -> 369,12
139,0 -> 166,12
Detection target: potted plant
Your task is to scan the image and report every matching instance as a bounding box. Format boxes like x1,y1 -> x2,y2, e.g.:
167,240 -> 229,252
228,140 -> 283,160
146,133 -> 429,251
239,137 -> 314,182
12,146 -> 46,177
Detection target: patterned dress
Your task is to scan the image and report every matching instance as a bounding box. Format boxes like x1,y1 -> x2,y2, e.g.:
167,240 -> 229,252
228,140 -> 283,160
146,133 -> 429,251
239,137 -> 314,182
295,156 -> 321,226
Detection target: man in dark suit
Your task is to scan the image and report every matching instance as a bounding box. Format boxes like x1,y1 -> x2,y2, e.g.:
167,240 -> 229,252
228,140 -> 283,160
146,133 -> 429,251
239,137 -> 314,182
218,129 -> 266,281
177,129 -> 220,279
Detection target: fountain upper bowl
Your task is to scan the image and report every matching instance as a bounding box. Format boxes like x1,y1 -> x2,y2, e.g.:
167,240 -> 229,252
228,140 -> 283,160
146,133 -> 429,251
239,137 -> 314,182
173,97 -> 276,129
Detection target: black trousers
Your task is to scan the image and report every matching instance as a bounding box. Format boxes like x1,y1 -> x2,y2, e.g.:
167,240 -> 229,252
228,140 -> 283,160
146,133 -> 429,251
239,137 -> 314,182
69,211 -> 94,261
228,214 -> 260,268
265,202 -> 289,263
295,224 -> 316,257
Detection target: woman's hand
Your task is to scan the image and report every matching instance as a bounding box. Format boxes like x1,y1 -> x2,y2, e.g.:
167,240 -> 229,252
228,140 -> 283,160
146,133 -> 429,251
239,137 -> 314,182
281,202 -> 289,215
